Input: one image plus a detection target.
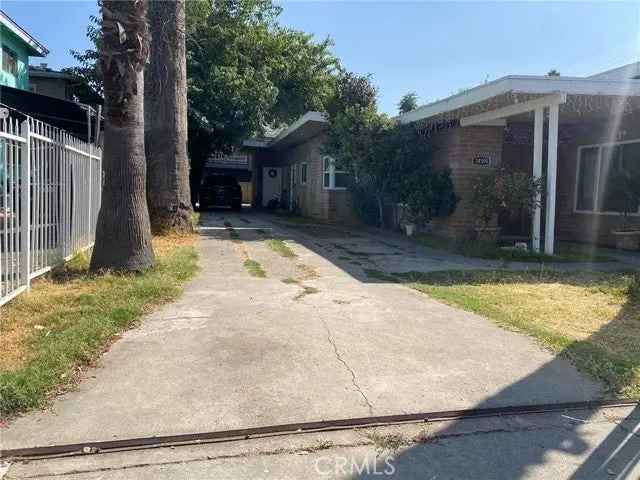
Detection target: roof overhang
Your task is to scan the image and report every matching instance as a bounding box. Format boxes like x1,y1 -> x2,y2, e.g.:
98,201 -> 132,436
0,10 -> 49,57
242,111 -> 329,151
29,69 -> 75,81
399,75 -> 640,125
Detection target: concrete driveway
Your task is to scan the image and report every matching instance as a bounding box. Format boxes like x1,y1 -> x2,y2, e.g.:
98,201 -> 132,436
2,209 -> 604,454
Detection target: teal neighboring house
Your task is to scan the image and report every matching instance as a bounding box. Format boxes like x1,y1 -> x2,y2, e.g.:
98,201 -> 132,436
0,9 -> 48,90
0,10 -> 48,187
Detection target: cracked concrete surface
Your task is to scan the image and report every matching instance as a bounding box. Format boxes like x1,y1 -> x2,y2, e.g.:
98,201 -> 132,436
321,318 -> 374,415
2,209 -> 615,478
5,407 -> 639,479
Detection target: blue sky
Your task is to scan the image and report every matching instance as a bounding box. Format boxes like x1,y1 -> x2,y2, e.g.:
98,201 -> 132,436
3,1 -> 640,115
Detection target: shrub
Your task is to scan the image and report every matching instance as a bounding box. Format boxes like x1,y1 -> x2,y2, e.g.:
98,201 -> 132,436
472,168 -> 543,228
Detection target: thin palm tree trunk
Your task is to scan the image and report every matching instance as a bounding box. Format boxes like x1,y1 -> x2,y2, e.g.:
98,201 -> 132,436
145,0 -> 193,233
91,0 -> 155,272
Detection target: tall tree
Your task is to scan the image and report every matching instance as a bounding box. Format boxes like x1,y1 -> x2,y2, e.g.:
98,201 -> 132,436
145,0 -> 192,233
91,0 -> 155,272
398,91 -> 418,115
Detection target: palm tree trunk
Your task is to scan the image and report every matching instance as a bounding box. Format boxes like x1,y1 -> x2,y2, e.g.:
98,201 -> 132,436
145,0 -> 193,234
91,0 -> 155,272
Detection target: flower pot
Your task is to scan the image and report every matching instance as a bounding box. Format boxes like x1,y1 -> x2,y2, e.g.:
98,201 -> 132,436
404,223 -> 416,237
475,226 -> 501,242
612,229 -> 640,251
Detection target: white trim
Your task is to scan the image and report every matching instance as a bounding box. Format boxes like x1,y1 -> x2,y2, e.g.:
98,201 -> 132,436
242,139 -> 271,148
588,62 -> 640,81
0,285 -> 27,307
0,130 -> 26,143
0,11 -> 49,56
29,132 -> 53,143
399,75 -> 640,124
532,107 -> 543,252
574,138 -> 640,216
545,103 -> 559,255
322,155 -> 348,191
460,93 -> 567,126
64,144 -> 100,160
270,111 -> 328,148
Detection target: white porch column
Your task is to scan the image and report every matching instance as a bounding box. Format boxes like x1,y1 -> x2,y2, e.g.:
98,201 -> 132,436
532,107 -> 544,252
544,103 -> 559,255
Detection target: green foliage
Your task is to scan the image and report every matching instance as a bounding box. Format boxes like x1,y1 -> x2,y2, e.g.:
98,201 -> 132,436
387,125 -> 457,223
187,0 -> 338,150
325,71 -> 378,117
397,91 -> 419,114
547,69 -> 561,77
71,0 -> 338,186
68,14 -> 103,98
472,168 -> 544,227
325,77 -> 457,227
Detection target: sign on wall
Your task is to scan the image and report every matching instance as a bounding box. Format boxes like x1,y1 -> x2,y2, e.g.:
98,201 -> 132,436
472,152 -> 494,167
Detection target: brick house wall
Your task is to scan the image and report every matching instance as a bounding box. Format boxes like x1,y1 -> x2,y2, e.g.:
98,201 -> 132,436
259,133 -> 357,223
501,114 -> 640,247
429,125 -> 504,238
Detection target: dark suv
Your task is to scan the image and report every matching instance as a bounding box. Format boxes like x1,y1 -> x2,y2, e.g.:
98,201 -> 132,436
198,174 -> 242,211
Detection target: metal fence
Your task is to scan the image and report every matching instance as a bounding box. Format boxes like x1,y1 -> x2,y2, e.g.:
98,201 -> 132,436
0,111 -> 102,306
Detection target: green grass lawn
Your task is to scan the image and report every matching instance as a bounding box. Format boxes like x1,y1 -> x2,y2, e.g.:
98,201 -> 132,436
402,269 -> 640,398
416,234 -> 617,263
0,236 -> 199,418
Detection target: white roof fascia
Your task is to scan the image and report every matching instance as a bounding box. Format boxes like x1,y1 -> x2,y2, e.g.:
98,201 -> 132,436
460,93 -> 566,127
269,111 -> 328,147
0,11 -> 49,56
242,139 -> 271,148
588,62 -> 640,81
399,76 -> 640,124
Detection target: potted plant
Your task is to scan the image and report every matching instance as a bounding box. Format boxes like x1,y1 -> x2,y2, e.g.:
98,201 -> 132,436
401,207 -> 419,236
471,173 -> 502,241
471,169 -> 543,243
609,166 -> 640,251
399,169 -> 458,237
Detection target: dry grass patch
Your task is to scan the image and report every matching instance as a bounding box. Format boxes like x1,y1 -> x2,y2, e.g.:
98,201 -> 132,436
0,235 -> 199,417
403,270 -> 640,398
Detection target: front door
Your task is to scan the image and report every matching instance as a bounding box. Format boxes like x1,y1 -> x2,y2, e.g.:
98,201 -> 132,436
262,167 -> 282,207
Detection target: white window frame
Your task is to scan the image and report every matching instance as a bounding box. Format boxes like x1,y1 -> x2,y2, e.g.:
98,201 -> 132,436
300,162 -> 307,185
2,46 -> 18,75
574,138 -> 640,216
322,155 -> 348,190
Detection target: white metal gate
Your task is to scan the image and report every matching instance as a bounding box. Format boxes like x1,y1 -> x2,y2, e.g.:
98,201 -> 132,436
0,111 -> 102,306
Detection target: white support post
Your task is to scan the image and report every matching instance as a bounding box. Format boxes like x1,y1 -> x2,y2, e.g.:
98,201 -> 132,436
545,103 -> 559,255
19,120 -> 31,290
532,107 -> 544,252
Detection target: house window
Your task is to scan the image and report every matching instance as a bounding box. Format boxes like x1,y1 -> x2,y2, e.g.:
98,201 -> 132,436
575,140 -> 640,215
2,47 -> 18,75
322,156 -> 350,190
300,163 -> 308,185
